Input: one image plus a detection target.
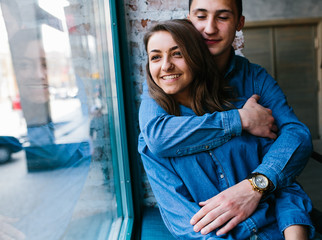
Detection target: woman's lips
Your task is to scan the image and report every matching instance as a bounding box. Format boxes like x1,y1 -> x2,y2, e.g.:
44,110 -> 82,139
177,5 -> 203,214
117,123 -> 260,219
160,74 -> 182,84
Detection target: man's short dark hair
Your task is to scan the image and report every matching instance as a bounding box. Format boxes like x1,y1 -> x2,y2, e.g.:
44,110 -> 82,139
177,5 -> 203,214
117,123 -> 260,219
188,0 -> 243,19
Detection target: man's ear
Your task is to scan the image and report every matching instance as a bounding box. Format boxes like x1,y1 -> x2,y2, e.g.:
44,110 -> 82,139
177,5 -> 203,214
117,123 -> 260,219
237,15 -> 245,31
187,14 -> 190,20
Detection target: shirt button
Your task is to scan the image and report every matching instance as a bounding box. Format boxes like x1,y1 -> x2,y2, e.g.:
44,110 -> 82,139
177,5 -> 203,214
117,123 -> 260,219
209,152 -> 212,156
220,174 -> 224,179
252,228 -> 257,233
205,145 -> 209,149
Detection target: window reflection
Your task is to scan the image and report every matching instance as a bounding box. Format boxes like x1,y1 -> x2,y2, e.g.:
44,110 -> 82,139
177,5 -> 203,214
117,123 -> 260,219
10,29 -> 54,145
0,0 -> 118,239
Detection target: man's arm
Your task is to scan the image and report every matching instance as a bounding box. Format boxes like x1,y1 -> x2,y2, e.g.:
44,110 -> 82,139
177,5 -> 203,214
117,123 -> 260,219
190,181 -> 315,237
139,81 -> 276,158
252,66 -> 313,188
139,135 -> 292,239
190,66 -> 313,235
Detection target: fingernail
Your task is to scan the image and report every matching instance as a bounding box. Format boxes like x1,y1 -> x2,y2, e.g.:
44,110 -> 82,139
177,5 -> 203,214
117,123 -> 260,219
216,231 -> 222,236
193,226 -> 200,232
190,219 -> 195,225
201,228 -> 208,235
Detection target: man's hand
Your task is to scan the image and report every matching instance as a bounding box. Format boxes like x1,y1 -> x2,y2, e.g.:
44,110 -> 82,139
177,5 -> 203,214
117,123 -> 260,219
238,95 -> 277,139
190,180 -> 262,236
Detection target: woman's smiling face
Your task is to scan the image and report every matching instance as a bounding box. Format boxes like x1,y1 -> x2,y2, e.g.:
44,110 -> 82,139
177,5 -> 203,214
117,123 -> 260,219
147,31 -> 194,106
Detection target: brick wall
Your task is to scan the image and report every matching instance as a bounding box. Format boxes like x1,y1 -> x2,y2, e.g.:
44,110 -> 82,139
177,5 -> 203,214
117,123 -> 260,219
122,0 -> 322,206
122,0 -> 188,206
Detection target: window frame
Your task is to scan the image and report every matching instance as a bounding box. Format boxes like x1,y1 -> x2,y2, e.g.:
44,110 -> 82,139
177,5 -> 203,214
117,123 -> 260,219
97,0 -> 134,239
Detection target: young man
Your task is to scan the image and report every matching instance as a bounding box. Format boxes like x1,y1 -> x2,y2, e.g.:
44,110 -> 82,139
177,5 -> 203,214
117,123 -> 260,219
139,0 -> 312,237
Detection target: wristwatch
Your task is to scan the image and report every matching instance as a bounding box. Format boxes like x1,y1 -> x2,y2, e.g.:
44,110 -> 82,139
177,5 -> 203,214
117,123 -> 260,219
247,173 -> 273,194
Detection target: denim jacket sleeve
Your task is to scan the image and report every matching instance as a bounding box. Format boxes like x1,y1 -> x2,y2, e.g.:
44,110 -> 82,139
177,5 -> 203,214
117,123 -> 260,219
250,65 -> 313,189
274,183 -> 315,239
139,81 -> 242,158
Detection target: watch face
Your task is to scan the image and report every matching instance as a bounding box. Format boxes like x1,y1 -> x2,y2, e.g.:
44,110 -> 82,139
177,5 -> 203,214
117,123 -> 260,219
254,175 -> 268,189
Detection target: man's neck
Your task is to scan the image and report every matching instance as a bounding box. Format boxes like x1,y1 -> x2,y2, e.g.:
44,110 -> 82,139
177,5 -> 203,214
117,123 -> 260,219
213,48 -> 232,74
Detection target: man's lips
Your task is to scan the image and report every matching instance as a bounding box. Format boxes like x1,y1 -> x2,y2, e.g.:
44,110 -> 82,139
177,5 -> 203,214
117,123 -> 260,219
205,39 -> 221,45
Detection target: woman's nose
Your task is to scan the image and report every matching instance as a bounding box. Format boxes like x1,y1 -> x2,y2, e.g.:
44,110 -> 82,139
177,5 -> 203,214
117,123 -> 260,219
161,58 -> 174,71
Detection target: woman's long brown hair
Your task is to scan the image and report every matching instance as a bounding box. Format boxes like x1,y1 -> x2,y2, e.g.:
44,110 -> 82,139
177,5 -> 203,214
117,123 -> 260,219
144,19 -> 234,116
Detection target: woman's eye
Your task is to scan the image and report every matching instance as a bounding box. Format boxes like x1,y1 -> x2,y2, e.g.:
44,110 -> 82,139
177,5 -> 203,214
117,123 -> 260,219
150,55 -> 160,61
173,51 -> 182,57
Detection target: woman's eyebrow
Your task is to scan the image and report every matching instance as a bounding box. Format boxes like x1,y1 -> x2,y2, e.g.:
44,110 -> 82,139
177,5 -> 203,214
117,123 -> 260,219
149,46 -> 178,54
149,49 -> 161,54
169,46 -> 179,51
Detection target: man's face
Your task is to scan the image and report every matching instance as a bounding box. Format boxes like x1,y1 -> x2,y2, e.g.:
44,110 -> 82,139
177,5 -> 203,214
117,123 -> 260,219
188,0 -> 244,59
15,40 -> 49,103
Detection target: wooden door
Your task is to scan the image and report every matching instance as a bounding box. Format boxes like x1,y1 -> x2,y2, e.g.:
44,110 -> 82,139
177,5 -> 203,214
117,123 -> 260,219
243,24 -> 319,139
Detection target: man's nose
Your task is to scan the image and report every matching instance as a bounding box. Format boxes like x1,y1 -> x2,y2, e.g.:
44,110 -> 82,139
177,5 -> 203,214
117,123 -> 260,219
35,61 -> 47,81
204,18 -> 218,35
161,58 -> 174,71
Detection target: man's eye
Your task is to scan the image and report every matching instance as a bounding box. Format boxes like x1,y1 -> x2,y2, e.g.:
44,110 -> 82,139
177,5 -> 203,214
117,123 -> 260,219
42,63 -> 47,69
218,16 -> 229,20
196,15 -> 206,19
17,61 -> 33,69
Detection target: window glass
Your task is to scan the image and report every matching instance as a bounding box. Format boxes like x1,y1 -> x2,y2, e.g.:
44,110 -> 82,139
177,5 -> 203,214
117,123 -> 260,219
0,0 -> 123,239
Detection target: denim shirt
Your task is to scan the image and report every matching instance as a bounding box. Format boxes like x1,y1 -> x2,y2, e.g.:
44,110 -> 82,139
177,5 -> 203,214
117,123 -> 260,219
138,105 -> 315,239
139,50 -> 313,190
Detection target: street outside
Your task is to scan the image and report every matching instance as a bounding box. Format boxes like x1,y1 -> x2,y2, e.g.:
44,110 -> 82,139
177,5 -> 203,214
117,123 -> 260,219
0,97 -> 118,240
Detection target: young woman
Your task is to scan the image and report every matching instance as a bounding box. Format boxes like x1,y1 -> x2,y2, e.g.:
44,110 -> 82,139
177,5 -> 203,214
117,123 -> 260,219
139,19 -> 315,240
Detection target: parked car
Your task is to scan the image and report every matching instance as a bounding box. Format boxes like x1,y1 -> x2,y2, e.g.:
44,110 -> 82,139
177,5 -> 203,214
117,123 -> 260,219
0,136 -> 23,163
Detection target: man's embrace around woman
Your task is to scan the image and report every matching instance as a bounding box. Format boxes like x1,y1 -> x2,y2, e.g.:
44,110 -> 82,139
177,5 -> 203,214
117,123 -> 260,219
138,0 -> 315,239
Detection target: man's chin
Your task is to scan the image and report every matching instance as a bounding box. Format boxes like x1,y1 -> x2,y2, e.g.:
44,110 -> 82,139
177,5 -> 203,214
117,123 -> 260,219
208,45 -> 232,59
208,47 -> 222,57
